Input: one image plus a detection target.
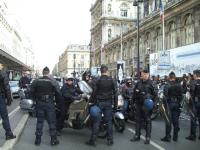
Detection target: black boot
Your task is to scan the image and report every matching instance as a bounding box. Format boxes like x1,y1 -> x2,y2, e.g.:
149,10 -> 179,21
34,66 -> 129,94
144,137 -> 150,144
51,136 -> 59,146
34,136 -> 41,146
6,132 -> 16,140
173,132 -> 178,142
107,139 -> 114,146
56,130 -> 61,136
85,139 -> 96,146
130,135 -> 140,142
145,121 -> 151,144
161,135 -> 171,142
185,135 -> 196,141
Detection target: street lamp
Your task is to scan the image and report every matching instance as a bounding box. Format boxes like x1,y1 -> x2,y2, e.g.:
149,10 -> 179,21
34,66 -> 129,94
133,0 -> 143,80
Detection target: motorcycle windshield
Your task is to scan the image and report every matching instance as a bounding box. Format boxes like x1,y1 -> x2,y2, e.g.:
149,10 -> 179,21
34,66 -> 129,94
78,81 -> 93,94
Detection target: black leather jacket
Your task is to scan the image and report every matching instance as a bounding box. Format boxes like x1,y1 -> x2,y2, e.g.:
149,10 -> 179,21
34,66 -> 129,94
133,79 -> 156,105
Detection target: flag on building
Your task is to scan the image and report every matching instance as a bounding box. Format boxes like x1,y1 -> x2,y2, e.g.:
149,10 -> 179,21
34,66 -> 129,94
159,0 -> 164,20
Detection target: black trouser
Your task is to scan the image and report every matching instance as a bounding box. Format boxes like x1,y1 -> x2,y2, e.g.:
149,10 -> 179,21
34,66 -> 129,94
165,102 -> 180,137
90,101 -> 113,141
0,95 -> 12,135
135,104 -> 152,138
56,101 -> 71,131
190,101 -> 200,136
35,101 -> 57,137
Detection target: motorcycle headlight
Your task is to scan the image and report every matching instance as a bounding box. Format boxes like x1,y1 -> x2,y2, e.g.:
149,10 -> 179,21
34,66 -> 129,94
159,91 -> 164,99
118,99 -> 124,107
185,92 -> 191,100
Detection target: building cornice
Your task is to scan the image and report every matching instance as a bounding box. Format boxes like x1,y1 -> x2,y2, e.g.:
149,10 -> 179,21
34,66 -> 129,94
90,0 -> 101,12
100,0 -> 200,51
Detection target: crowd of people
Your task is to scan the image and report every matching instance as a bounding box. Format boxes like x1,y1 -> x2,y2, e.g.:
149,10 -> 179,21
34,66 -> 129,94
0,61 -> 200,147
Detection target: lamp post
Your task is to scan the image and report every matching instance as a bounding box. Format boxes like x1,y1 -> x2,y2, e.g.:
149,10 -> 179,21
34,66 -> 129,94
133,0 -> 143,80
89,42 -> 92,70
73,53 -> 76,78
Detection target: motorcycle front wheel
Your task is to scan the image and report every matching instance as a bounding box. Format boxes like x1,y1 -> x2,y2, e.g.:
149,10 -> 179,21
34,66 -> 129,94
114,119 -> 125,133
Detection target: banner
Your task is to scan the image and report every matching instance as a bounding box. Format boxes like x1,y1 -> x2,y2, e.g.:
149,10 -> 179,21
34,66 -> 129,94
117,60 -> 125,83
158,51 -> 170,70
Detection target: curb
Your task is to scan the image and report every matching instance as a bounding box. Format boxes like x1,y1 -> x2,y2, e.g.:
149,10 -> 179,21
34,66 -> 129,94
1,114 -> 29,150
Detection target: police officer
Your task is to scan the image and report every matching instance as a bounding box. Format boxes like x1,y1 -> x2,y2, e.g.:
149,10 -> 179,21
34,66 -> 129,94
161,71 -> 182,142
0,63 -> 16,140
31,67 -> 60,146
56,74 -> 83,134
186,70 -> 200,141
131,69 -> 156,144
121,77 -> 134,115
86,64 -> 118,146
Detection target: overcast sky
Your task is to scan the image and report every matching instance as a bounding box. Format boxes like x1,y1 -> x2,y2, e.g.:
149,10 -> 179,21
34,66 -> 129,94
7,0 -> 95,70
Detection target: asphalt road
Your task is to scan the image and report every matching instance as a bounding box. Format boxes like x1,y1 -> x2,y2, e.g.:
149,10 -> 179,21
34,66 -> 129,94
14,114 -> 200,150
0,98 -> 24,146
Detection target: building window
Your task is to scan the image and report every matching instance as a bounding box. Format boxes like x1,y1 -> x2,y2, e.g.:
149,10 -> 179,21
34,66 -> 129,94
108,4 -> 112,13
120,3 -> 128,17
168,21 -> 176,49
145,32 -> 151,54
155,27 -> 162,52
108,28 -> 112,41
184,14 -> 194,45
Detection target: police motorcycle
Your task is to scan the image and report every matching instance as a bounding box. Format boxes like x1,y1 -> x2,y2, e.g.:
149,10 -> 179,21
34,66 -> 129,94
158,85 -> 171,125
113,94 -> 125,132
19,84 -> 36,117
150,82 -> 164,120
184,88 -> 196,119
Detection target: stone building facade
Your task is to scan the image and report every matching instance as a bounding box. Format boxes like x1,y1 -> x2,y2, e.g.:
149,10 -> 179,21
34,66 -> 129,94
90,0 -> 136,66
91,0 -> 200,77
58,44 -> 90,77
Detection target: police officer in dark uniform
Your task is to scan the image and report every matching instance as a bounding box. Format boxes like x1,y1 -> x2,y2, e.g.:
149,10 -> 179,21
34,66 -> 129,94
131,69 -> 156,144
161,71 -> 182,142
86,64 -> 118,146
0,63 -> 16,140
31,67 -> 60,146
56,75 -> 83,134
186,69 -> 200,141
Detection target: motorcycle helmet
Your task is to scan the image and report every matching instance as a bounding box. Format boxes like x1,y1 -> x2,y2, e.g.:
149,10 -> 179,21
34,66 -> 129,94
90,105 -> 101,118
144,99 -> 154,111
65,74 -> 74,81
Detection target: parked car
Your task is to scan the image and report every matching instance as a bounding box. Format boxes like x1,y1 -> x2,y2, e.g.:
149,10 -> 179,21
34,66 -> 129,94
9,81 -> 20,99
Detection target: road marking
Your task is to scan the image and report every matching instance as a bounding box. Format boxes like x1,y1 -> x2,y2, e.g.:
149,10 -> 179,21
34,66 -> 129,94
1,114 -> 29,150
128,128 -> 166,150
0,106 -> 20,127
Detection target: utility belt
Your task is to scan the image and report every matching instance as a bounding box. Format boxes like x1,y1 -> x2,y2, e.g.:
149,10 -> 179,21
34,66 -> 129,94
97,98 -> 112,103
96,95 -> 112,102
37,95 -> 54,103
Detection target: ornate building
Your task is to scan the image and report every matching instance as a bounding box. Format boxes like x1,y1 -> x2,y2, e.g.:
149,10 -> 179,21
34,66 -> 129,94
90,0 -> 136,66
58,44 -> 90,77
91,0 -> 200,77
